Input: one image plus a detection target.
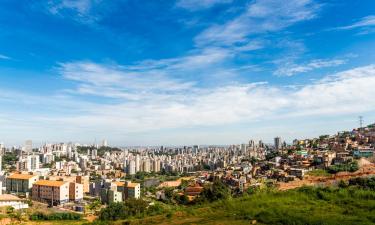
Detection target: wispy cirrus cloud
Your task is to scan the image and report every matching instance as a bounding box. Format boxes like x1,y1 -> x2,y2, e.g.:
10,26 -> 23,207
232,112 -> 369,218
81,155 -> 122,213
176,0 -> 232,11
335,15 -> 375,30
0,54 -> 11,60
195,0 -> 321,47
45,0 -> 103,23
59,47 -> 233,100
274,58 -> 347,76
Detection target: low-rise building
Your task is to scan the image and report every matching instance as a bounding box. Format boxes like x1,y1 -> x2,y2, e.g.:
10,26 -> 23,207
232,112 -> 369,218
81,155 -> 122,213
0,194 -> 29,209
6,173 -> 39,195
69,182 -> 83,202
32,180 -> 69,205
124,181 -> 141,199
100,181 -> 141,204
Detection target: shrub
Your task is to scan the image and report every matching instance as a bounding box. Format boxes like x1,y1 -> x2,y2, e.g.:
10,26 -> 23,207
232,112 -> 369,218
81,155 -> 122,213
29,212 -> 82,221
98,198 -> 148,221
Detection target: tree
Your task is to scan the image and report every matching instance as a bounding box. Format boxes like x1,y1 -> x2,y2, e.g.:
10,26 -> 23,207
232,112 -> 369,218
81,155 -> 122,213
99,202 -> 126,220
98,198 -> 148,221
196,179 -> 230,203
88,199 -> 101,213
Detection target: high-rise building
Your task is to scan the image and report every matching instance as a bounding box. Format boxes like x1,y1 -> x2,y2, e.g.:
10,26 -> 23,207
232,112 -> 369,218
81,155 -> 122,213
135,154 -> 140,172
102,139 -> 108,147
24,140 -> 33,152
152,159 -> 161,172
274,137 -> 282,152
128,160 -> 136,175
92,149 -> 97,159
0,142 -> 4,153
142,159 -> 150,173
27,154 -> 40,171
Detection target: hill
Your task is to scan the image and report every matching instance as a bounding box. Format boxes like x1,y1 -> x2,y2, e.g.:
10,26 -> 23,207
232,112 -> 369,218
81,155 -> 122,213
90,177 -> 375,225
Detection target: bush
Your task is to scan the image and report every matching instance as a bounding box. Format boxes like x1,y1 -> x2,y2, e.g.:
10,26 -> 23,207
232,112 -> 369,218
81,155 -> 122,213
98,198 -> 148,221
348,177 -> 375,189
195,179 -> 230,203
328,161 -> 359,174
30,212 -> 82,221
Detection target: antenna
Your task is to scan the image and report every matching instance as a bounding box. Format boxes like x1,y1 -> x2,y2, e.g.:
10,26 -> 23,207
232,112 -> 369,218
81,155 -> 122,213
359,116 -> 363,128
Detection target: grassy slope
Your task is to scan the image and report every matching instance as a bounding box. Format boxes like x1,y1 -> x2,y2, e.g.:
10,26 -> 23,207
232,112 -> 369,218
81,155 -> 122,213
29,185 -> 375,225
125,186 -> 375,225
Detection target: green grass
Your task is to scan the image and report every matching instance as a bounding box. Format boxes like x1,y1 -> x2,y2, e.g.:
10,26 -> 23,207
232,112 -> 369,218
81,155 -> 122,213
120,186 -> 375,225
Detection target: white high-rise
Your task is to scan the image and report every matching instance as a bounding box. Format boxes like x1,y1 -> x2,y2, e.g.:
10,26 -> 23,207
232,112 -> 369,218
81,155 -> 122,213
128,160 -> 136,175
24,140 -> 33,152
27,154 -> 39,171
135,154 -> 140,172
102,139 -> 108,147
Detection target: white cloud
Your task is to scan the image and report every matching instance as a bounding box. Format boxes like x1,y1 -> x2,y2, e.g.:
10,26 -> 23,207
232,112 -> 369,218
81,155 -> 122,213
45,64 -> 375,137
176,0 -> 232,11
0,54 -> 11,60
58,47 -> 236,100
46,0 -> 101,23
195,0 -> 320,46
2,64 -> 375,144
36,64 -> 375,128
274,58 -> 347,76
335,15 -> 375,30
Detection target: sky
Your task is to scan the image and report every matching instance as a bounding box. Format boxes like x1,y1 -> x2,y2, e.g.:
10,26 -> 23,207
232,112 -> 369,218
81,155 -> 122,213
0,0 -> 375,146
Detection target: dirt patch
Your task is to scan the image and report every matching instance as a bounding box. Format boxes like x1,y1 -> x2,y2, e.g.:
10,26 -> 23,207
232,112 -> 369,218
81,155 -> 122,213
278,164 -> 375,191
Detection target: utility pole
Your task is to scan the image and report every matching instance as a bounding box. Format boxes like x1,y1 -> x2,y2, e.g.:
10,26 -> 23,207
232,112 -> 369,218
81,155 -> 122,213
359,116 -> 363,129
51,186 -> 54,207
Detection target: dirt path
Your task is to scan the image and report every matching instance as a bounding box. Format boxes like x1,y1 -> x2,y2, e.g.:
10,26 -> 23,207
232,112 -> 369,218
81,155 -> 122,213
278,164 -> 375,191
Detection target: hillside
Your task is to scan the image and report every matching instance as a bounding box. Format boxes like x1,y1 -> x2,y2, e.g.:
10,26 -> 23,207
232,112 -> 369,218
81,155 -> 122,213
91,179 -> 375,225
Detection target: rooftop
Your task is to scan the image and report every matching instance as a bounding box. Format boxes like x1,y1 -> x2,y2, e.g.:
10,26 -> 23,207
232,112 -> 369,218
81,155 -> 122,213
34,180 -> 67,187
113,181 -> 125,187
126,182 -> 140,188
8,173 -> 37,180
0,194 -> 23,201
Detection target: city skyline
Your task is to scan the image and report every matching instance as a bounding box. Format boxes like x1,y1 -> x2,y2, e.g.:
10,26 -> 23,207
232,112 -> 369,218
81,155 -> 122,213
1,0 -> 375,145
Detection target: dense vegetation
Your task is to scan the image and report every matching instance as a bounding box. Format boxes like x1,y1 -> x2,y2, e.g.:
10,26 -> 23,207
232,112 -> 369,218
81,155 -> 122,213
91,176 -> 375,225
30,212 -> 82,221
98,198 -> 149,220
2,151 -> 18,169
327,161 -> 359,174
194,178 -> 231,203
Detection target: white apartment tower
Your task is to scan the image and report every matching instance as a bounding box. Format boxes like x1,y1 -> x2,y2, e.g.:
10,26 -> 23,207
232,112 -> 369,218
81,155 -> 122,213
27,154 -> 40,171
128,160 -> 136,175
24,140 -> 33,152
135,154 -> 140,172
102,139 -> 108,147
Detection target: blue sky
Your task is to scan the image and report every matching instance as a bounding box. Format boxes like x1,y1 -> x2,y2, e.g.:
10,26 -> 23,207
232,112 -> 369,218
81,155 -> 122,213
1,0 -> 375,146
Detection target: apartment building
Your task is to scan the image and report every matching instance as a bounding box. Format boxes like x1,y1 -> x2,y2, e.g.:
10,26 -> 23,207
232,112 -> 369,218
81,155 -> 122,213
124,181 -> 141,199
100,181 -> 141,204
48,175 -> 89,194
6,173 -> 39,194
69,182 -> 83,202
32,180 -> 69,205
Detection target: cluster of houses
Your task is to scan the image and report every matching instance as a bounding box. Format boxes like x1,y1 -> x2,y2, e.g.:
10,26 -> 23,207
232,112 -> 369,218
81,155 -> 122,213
1,172 -> 140,209
0,124 -> 374,210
